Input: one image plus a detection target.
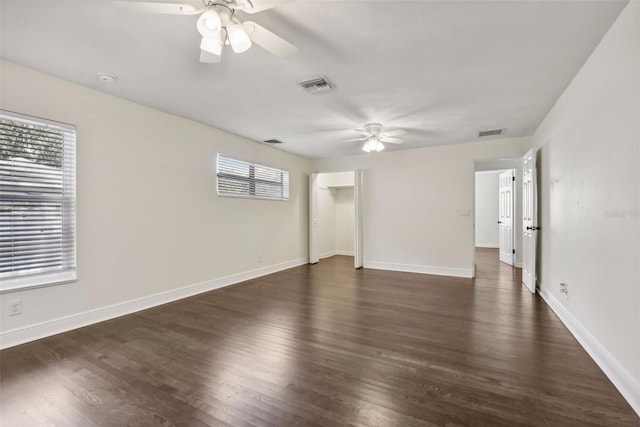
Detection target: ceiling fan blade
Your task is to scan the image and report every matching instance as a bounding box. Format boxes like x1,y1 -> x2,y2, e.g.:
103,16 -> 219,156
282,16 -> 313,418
200,49 -> 222,63
242,21 -> 297,58
352,129 -> 370,136
343,138 -> 367,143
239,0 -> 295,14
381,128 -> 406,137
380,137 -> 404,144
114,1 -> 202,15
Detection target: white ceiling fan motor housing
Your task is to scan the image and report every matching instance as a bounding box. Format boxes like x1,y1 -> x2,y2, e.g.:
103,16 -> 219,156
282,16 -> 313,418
363,123 -> 383,136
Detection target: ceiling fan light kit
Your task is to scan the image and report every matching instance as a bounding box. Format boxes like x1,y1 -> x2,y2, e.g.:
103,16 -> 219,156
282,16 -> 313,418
197,10 -> 221,37
118,0 -> 298,62
362,137 -> 385,153
345,123 -> 406,153
200,34 -> 223,55
227,22 -> 252,53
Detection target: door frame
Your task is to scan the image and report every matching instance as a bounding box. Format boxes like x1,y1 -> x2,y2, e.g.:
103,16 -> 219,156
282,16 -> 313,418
309,173 -> 319,264
521,148 -> 538,293
354,169 -> 363,269
309,170 -> 364,269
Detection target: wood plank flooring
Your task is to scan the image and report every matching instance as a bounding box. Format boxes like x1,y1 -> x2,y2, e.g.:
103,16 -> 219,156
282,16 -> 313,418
1,248 -> 638,426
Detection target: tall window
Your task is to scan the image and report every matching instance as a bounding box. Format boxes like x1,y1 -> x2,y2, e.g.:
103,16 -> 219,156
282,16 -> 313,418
0,111 -> 77,292
217,155 -> 289,201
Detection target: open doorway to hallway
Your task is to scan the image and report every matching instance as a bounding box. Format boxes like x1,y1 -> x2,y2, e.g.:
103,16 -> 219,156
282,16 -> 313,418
474,158 -> 524,271
475,169 -> 517,266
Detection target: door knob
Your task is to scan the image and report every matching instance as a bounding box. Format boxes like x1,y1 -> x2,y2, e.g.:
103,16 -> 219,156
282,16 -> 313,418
526,226 -> 540,230
497,221 -> 502,224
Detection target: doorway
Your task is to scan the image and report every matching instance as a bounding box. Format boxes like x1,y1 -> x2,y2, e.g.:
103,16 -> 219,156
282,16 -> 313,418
474,158 -> 524,271
475,169 -> 516,266
309,171 -> 363,268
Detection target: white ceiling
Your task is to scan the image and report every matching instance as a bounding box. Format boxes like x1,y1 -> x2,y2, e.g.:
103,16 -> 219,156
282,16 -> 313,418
0,0 -> 627,158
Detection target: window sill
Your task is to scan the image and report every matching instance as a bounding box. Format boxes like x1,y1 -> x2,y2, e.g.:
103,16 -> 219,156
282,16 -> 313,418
0,270 -> 77,294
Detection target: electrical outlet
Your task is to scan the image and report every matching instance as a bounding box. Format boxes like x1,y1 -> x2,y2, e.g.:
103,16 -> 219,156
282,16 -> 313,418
559,283 -> 569,299
8,299 -> 22,316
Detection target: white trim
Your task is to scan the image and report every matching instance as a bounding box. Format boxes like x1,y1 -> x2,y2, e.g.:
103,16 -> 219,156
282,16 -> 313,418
0,257 -> 308,350
475,169 -> 509,175
515,261 -> 523,268
0,270 -> 77,294
336,251 -> 355,256
354,169 -> 364,269
475,243 -> 500,249
318,251 -> 354,259
319,251 -> 336,259
538,283 -> 640,417
364,261 -> 473,278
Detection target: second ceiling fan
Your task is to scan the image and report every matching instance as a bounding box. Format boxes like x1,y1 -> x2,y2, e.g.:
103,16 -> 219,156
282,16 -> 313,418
346,123 -> 406,152
117,0 -> 298,63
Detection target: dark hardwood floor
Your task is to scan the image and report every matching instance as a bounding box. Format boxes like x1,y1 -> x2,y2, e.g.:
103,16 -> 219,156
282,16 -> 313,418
1,248 -> 638,426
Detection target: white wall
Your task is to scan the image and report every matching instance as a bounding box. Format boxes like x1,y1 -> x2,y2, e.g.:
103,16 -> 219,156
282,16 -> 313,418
475,171 -> 500,248
0,61 -> 311,342
335,187 -> 355,255
313,136 -> 531,277
532,0 -> 640,415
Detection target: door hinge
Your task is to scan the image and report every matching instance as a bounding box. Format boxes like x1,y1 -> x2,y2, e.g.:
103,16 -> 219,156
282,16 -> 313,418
512,249 -> 516,254
512,176 -> 515,181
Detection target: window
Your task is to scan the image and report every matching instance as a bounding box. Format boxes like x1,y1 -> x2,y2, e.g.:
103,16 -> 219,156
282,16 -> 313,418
0,110 -> 76,292
217,154 -> 289,201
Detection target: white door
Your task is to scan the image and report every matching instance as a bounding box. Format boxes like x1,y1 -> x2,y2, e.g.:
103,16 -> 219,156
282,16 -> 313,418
498,170 -> 515,266
522,149 -> 538,293
309,173 -> 319,264
354,169 -> 363,269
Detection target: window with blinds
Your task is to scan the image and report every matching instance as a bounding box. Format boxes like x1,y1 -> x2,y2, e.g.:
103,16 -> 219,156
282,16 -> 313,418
217,155 -> 289,201
0,110 -> 77,292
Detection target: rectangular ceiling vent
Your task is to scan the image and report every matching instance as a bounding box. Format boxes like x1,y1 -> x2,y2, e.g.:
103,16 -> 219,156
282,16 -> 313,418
264,139 -> 283,144
478,128 -> 504,137
298,76 -> 334,94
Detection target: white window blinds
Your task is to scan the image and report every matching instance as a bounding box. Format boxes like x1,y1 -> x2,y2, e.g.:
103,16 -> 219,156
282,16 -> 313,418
0,110 -> 77,291
217,155 -> 289,200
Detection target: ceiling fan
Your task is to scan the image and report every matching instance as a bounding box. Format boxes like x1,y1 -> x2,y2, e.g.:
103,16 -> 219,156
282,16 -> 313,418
346,123 -> 406,152
116,0 -> 298,63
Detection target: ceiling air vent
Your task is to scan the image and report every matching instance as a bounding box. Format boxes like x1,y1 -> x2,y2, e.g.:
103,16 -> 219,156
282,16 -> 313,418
264,139 -> 283,144
478,128 -> 504,137
298,76 -> 334,94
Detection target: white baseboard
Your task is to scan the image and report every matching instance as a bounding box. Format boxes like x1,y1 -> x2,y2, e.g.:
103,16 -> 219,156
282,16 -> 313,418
320,251 -> 354,259
475,243 -> 499,249
364,261 -> 473,278
319,251 -> 336,259
336,251 -> 355,256
0,257 -> 308,350
538,284 -> 640,418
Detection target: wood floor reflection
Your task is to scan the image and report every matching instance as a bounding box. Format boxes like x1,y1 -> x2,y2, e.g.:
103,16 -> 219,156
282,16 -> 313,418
1,249 -> 637,426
